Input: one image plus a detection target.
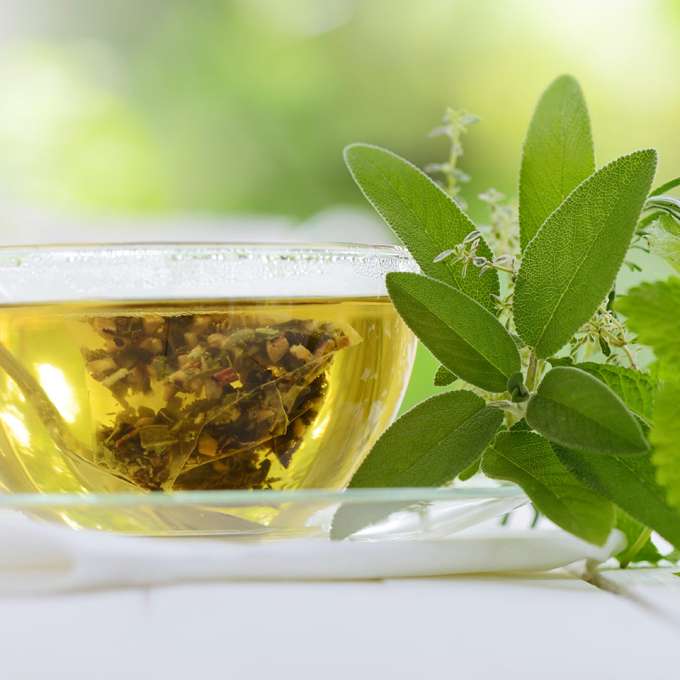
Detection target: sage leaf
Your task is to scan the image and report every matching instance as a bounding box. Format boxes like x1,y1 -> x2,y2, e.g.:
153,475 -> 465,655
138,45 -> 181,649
344,143 -> 499,310
510,419 -> 532,432
617,278 -> 680,376
482,431 -> 614,545
526,367 -> 649,455
573,362 -> 656,421
387,272 -> 521,392
434,365 -> 457,386
331,390 -> 502,539
574,360 -> 680,521
514,150 -> 657,358
650,380 -> 680,510
507,371 -> 529,402
458,458 -> 481,481
519,74 -> 595,249
555,446 -> 680,549
349,389 -> 502,488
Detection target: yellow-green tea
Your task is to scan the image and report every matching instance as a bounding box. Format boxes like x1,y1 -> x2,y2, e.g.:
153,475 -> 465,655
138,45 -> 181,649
0,298 -> 415,496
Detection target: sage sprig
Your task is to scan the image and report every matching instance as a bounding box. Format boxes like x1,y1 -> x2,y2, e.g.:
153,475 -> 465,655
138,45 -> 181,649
333,74 -> 680,565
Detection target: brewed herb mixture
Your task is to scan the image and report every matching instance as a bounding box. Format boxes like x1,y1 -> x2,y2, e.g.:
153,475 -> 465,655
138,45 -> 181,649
86,314 -> 353,490
0,298 -> 415,494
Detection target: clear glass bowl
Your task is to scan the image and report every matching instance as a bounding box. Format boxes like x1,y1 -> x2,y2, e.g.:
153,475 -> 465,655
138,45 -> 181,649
0,242 -> 418,530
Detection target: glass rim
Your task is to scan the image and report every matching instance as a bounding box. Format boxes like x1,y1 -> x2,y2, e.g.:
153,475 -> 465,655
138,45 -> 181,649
0,486 -> 524,508
0,240 -> 411,257
0,240 -> 417,304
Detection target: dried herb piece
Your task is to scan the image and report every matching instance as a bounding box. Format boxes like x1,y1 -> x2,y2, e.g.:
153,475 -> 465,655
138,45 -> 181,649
180,382 -> 288,471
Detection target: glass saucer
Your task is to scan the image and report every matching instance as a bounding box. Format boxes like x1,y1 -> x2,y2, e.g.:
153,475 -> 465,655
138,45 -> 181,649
0,485 -> 527,539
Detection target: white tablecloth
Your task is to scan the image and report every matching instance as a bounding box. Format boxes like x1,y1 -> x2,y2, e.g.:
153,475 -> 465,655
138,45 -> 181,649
0,509 -> 625,593
1,568 -> 678,679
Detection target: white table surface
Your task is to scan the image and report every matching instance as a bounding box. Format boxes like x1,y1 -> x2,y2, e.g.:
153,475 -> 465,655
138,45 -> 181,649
1,568 -> 678,679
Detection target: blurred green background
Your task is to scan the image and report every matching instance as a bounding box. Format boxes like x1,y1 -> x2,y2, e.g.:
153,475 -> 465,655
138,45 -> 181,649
0,0 -> 678,409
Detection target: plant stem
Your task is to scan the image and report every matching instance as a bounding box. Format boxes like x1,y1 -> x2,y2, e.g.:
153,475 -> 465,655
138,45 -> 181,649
487,400 -> 526,419
526,351 -> 538,391
622,344 -> 638,370
530,506 -> 541,528
619,527 -> 653,568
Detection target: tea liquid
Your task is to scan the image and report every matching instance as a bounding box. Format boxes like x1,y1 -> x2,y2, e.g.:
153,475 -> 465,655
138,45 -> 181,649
0,298 -> 415,495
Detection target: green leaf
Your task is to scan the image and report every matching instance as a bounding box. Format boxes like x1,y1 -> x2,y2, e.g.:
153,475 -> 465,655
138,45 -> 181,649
574,361 -> 674,530
555,446 -> 680,549
571,362 -> 670,532
458,457 -> 481,481
644,199 -> 680,247
514,150 -> 657,358
344,144 -> 499,310
617,278 -> 680,375
573,362 -> 656,421
653,215 -> 680,262
526,367 -> 649,455
510,419 -> 532,432
386,272 -> 520,392
507,371 -> 530,402
434,365 -> 457,387
650,176 -> 680,197
519,74 -> 595,250
615,510 -> 663,568
331,390 -> 502,539
659,211 -> 680,234
650,380 -> 680,510
348,389 -> 501,488
482,431 -> 614,545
